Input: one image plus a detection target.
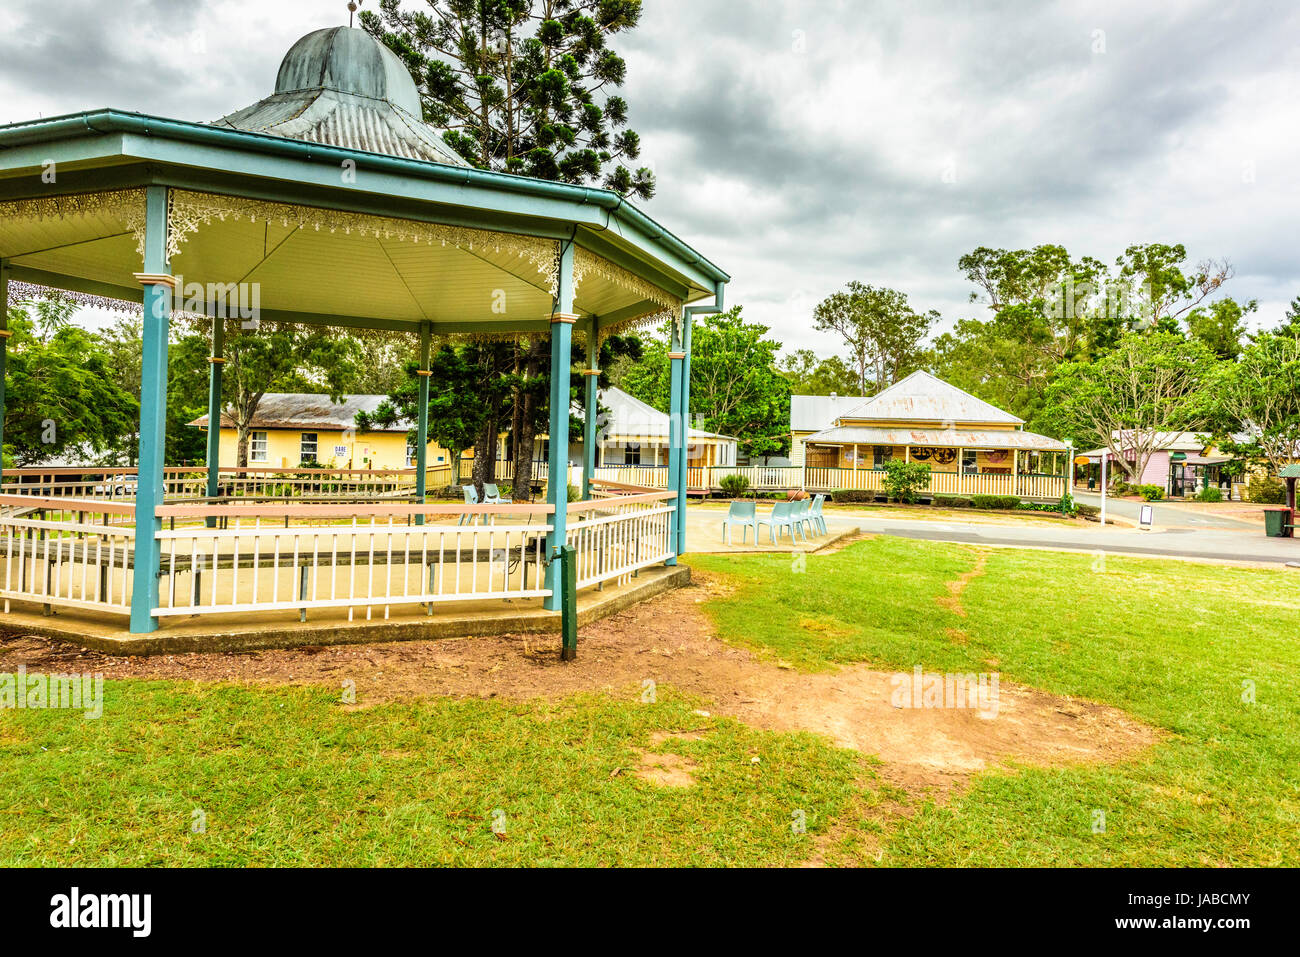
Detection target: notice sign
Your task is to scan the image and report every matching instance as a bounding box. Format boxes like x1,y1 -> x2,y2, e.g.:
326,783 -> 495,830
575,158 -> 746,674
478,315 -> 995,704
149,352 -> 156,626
334,446 -> 348,457
1139,504 -> 1154,530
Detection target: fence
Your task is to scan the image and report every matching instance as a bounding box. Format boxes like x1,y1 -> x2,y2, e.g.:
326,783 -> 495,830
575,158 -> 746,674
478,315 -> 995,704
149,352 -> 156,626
0,495 -> 136,616
803,468 -> 1065,499
0,485 -> 680,623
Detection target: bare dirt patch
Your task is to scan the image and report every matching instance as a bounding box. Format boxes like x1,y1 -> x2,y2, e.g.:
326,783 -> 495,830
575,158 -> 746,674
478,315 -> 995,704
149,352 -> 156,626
632,734 -> 702,788
0,572 -> 1156,796
936,548 -> 989,618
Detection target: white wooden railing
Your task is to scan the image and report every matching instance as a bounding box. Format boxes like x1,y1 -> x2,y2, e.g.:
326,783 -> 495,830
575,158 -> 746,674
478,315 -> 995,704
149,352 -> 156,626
150,501 -> 555,620
566,491 -> 676,589
802,468 -> 1065,499
0,495 -> 136,616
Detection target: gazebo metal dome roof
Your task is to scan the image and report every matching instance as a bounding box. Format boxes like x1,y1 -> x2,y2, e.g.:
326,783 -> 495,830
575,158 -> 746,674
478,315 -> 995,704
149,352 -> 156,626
212,27 -> 468,167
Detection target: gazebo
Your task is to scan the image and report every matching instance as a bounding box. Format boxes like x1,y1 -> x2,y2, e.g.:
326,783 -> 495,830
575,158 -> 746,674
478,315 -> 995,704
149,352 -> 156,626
0,26 -> 727,640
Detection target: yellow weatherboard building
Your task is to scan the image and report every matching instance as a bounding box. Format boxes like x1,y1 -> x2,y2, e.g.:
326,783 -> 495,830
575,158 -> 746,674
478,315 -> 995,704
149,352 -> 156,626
190,394 -> 457,471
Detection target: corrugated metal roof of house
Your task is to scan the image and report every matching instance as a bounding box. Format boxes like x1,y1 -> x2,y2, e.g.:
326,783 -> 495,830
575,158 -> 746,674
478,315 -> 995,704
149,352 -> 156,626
839,371 -> 1024,426
803,426 -> 1067,452
790,394 -> 872,432
189,394 -> 406,432
599,387 -> 736,441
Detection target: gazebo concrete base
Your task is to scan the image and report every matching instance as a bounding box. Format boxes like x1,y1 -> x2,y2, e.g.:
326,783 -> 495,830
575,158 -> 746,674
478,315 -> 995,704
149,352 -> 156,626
0,565 -> 690,656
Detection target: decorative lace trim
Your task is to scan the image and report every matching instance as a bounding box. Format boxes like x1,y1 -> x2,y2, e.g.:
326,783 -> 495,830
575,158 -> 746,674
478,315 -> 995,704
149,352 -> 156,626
573,247 -> 683,341
0,188 -> 150,257
168,190 -> 560,294
7,281 -> 141,316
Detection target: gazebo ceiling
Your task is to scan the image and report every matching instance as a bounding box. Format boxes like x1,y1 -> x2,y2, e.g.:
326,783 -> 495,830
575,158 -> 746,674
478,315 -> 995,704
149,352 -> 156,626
0,29 -> 726,338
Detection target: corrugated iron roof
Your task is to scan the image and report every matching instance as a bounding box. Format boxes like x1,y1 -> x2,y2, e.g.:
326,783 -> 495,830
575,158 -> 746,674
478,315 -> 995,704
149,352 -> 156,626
209,27 -> 468,168
790,394 -> 872,432
839,371 -> 1024,426
190,394 -> 405,432
804,426 -> 1067,452
188,388 -> 738,443
597,388 -> 736,442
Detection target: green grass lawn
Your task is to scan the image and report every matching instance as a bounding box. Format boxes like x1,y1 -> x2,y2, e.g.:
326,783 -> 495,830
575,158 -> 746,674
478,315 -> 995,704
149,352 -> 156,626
3,536 -> 1296,866
691,539 -> 1300,866
0,684 -> 861,866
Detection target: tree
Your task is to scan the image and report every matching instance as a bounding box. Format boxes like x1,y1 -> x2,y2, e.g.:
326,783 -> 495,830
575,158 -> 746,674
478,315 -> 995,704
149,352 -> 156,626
1185,297 -> 1255,361
363,0 -> 653,197
1274,295 -> 1300,337
621,307 -> 791,459
813,282 -> 935,394
2,302 -> 137,466
356,341 -> 495,486
1202,332 -> 1300,477
202,326 -> 362,467
1113,244 -> 1233,329
1041,332 -> 1216,483
777,349 -> 860,396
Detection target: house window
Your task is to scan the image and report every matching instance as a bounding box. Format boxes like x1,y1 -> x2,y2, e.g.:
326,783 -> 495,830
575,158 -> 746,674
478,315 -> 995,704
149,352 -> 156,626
873,446 -> 892,469
539,440 -> 549,462
250,431 -> 269,463
962,451 -> 978,474
625,443 -> 642,466
300,432 -> 318,465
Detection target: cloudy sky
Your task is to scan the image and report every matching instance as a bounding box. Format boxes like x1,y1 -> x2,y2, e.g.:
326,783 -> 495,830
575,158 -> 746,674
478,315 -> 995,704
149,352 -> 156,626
2,0 -> 1298,357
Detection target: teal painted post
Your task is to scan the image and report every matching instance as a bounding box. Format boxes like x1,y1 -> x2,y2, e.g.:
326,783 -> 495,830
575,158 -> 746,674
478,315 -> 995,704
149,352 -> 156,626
582,316 -> 599,500
129,186 -> 173,634
544,243 -> 576,611
204,316 -> 224,527
415,322 -> 431,525
676,312 -> 694,557
666,314 -> 685,566
0,260 -> 9,464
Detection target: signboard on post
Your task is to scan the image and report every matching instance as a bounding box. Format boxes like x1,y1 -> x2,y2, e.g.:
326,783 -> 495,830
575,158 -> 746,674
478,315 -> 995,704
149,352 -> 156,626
1139,504 -> 1154,530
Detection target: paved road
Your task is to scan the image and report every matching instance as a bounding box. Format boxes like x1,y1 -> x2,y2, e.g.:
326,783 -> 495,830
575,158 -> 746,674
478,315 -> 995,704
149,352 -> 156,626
1072,492 -> 1258,530
686,504 -> 1300,567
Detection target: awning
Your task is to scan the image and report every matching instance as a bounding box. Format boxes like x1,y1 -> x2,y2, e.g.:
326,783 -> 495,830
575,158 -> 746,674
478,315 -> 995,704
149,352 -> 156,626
803,427 -> 1067,452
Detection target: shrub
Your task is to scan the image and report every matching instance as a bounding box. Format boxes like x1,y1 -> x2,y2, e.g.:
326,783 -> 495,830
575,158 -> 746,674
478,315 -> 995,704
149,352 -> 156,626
1245,476 -> 1286,504
1057,492 -> 1077,515
882,460 -> 932,504
972,494 -> 1021,510
1137,484 -> 1165,502
1076,503 -> 1101,521
830,488 -> 875,504
718,473 -> 752,498
1111,480 -> 1134,497
1195,486 -> 1224,503
932,495 -> 971,508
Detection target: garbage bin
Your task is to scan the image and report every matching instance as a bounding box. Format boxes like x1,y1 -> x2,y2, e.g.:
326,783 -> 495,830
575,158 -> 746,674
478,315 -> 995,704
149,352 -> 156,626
1263,508 -> 1292,538
1088,476 -> 1096,491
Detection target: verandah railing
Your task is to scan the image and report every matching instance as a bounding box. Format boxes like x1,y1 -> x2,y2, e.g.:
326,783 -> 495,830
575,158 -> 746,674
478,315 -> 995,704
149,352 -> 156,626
803,467 -> 1065,499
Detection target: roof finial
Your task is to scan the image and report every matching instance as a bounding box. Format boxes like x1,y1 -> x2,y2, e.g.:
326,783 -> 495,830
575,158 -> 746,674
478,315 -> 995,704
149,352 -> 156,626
347,1 -> 363,28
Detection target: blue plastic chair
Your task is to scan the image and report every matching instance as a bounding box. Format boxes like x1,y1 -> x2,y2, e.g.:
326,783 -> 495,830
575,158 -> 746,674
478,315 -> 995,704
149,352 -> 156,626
790,498 -> 810,538
809,494 -> 827,535
458,485 -> 479,526
757,501 -> 799,543
722,500 -> 758,545
484,483 -> 512,504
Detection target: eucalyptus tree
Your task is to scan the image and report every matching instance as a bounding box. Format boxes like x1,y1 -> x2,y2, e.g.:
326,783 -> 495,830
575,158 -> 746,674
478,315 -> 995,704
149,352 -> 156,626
812,282 -> 936,395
